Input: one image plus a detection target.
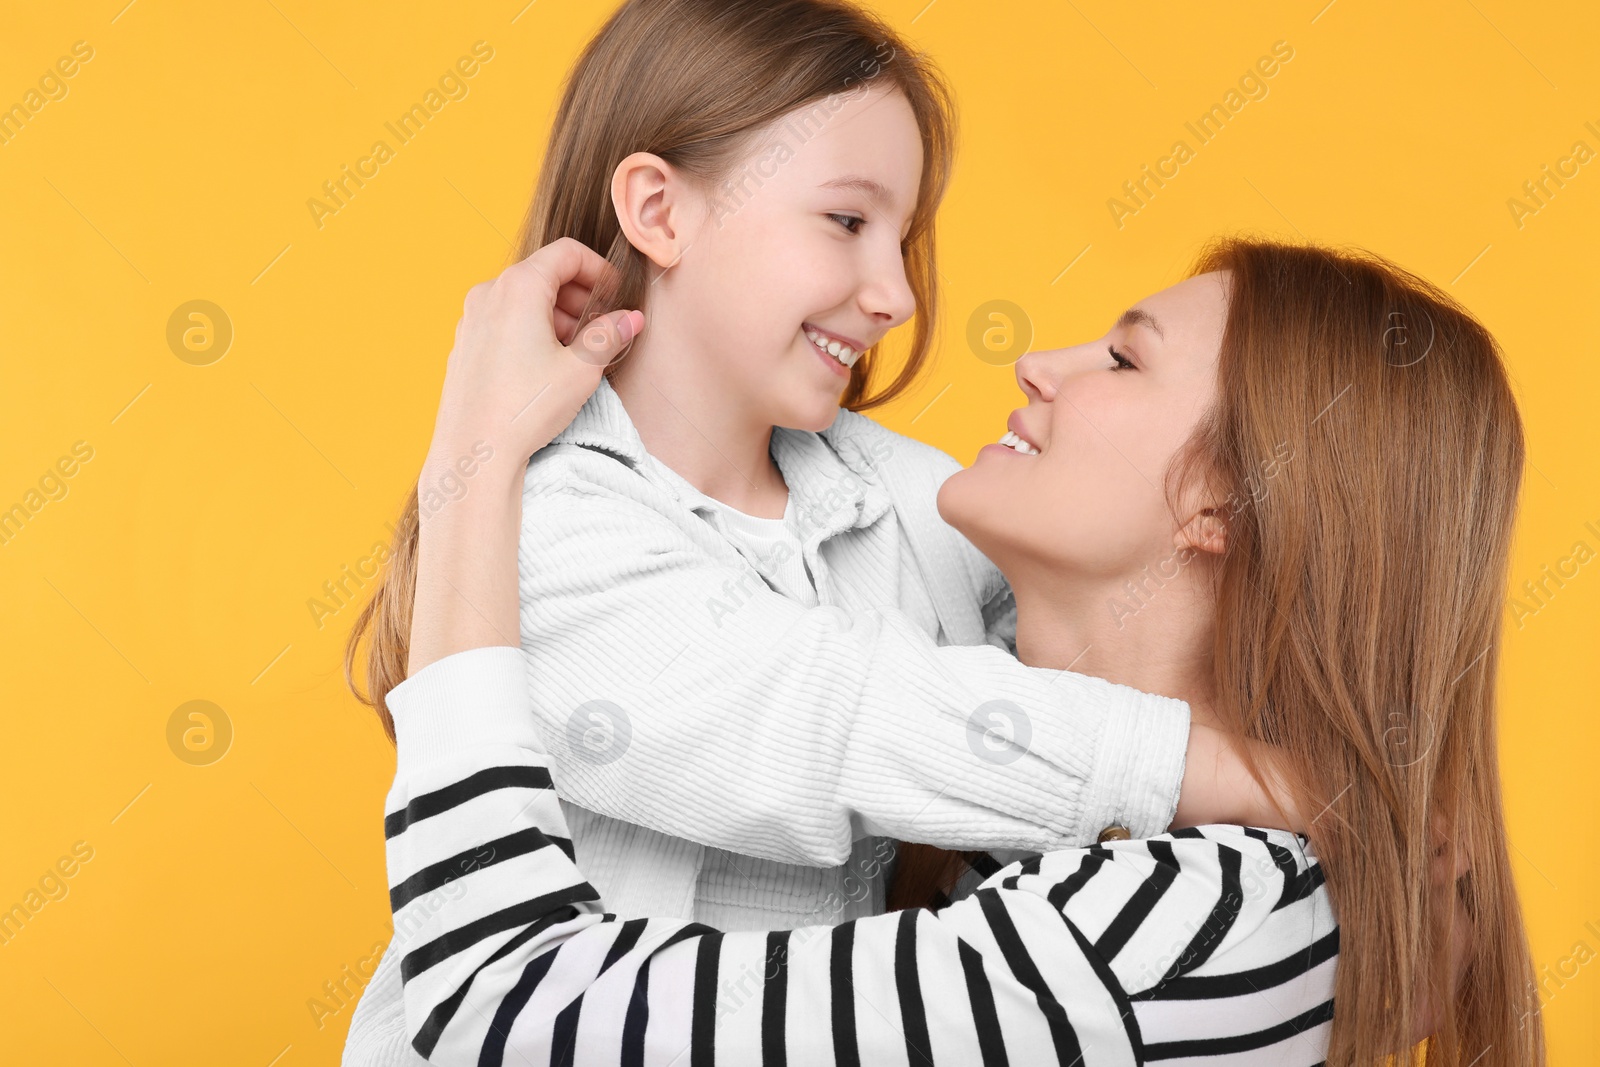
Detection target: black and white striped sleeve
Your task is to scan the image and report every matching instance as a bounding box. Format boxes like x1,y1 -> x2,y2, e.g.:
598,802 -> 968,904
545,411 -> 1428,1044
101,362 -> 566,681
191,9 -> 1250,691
384,646 -> 1335,1066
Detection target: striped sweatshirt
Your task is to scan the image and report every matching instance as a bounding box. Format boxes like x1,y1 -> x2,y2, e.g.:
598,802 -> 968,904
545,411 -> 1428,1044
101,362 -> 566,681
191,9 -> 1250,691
383,646 -> 1340,1066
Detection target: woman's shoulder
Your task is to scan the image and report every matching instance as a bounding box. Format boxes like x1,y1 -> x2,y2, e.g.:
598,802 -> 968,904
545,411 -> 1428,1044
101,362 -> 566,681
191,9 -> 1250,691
966,825 -> 1337,1060
986,823 -> 1322,895
980,823 -> 1334,987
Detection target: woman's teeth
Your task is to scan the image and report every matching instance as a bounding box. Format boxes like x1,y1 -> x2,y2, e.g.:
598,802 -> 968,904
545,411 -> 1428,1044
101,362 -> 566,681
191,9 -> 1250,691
805,326 -> 861,367
998,430 -> 1039,455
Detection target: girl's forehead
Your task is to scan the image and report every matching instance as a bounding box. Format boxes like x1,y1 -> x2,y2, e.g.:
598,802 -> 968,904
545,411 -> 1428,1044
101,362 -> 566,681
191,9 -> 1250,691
750,87 -> 922,201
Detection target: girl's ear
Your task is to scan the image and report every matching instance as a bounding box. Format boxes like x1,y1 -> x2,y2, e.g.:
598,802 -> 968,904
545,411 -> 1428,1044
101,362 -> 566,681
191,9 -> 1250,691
1175,507 -> 1228,556
611,151 -> 692,272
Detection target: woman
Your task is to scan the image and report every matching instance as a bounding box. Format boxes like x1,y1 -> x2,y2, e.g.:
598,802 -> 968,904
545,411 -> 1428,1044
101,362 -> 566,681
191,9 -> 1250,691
375,236 -> 1543,1064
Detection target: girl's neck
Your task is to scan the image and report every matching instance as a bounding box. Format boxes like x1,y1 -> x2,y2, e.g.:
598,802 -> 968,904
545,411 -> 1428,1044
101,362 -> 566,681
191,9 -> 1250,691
608,336 -> 789,518
1006,556 -> 1222,729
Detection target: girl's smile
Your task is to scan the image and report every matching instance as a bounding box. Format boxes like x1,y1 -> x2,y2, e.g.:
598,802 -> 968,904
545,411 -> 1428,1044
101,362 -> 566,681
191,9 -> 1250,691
803,321 -> 866,377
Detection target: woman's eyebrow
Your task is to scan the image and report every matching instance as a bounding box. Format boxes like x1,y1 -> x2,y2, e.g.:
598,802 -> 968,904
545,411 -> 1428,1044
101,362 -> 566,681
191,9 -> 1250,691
1115,307 -> 1165,341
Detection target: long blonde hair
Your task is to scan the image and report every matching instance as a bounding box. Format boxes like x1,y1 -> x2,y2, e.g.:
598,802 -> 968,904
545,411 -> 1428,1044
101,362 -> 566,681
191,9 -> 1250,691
1185,238 -> 1541,1064
344,0 -> 956,740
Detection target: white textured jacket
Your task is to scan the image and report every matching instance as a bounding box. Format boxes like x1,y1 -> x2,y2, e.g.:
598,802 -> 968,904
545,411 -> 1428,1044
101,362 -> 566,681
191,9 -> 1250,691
343,377 -> 1191,1066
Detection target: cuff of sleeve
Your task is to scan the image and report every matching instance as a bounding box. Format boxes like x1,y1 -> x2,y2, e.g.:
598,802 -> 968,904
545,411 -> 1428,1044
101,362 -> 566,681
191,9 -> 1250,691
388,646 -> 542,780
1080,685 -> 1190,840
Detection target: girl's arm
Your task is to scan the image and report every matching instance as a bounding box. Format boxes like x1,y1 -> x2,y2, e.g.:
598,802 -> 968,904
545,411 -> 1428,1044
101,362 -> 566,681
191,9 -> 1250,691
411,235 -> 1293,874
514,472 -> 1289,863
382,646 -> 1330,1065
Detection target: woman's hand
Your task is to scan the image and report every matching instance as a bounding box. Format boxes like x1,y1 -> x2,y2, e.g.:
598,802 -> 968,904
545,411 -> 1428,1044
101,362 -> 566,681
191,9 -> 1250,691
423,236 -> 643,477
1407,814 -> 1475,1047
408,238 -> 642,678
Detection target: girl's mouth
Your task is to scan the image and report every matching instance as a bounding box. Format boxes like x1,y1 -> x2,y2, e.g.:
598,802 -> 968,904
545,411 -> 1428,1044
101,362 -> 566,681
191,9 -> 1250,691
803,323 -> 863,371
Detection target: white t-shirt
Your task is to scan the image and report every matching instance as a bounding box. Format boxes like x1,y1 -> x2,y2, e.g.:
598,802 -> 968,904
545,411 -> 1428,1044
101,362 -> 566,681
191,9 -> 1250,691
696,491 -> 820,608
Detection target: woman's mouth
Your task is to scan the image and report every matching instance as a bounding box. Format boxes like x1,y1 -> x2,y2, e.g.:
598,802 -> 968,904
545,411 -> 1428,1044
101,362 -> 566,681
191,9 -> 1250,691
804,323 -> 863,372
994,429 -> 1040,455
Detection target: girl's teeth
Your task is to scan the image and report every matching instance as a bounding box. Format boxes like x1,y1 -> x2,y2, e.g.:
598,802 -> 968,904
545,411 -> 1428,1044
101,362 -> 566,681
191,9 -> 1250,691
806,328 -> 859,367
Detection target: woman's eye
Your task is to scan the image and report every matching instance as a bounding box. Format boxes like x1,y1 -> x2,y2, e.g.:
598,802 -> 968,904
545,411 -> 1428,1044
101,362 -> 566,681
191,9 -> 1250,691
1108,345 -> 1135,371
828,213 -> 865,235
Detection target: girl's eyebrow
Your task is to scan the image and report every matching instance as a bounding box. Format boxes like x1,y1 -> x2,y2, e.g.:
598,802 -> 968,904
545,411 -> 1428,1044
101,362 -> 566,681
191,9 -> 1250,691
819,175 -> 895,210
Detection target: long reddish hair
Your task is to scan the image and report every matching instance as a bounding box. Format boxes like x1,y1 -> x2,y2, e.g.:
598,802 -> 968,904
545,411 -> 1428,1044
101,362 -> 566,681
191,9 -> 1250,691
897,238 -> 1543,1066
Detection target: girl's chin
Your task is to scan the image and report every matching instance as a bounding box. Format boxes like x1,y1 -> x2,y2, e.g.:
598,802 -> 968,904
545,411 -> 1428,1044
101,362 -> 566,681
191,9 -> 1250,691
782,393 -> 848,433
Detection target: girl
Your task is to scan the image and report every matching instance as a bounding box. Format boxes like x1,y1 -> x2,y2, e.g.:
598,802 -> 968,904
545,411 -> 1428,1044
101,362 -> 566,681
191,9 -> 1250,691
344,0 -> 1294,1062
382,236 -> 1542,1065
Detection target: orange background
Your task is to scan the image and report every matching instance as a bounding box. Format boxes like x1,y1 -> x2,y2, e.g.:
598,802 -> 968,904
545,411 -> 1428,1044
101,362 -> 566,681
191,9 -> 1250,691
2,1 -> 1595,1062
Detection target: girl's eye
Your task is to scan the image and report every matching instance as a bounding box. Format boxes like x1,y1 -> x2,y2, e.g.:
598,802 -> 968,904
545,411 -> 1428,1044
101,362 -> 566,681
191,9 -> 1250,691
1108,344 -> 1135,371
828,213 -> 865,235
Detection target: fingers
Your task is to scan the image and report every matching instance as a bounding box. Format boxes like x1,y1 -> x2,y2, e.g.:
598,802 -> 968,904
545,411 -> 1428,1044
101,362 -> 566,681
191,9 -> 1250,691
568,309 -> 643,368
1427,811 -> 1472,887
555,282 -> 595,322
520,236 -> 617,306
553,308 -> 580,346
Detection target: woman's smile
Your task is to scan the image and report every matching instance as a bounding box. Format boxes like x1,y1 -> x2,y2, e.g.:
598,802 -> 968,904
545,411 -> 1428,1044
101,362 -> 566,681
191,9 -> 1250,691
979,408 -> 1044,457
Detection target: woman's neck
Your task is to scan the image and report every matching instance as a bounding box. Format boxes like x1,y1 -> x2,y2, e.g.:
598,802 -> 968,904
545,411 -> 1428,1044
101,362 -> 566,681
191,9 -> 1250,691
607,334 -> 789,517
1007,557 -> 1222,729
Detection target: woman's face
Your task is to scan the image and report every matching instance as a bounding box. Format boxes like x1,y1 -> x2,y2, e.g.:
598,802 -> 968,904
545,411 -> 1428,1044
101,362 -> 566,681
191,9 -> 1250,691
658,85 -> 923,431
938,272 -> 1230,582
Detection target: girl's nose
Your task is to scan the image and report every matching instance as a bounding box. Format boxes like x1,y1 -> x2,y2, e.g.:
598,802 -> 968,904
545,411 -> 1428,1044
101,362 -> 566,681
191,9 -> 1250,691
859,243 -> 917,329
1015,347 -> 1063,402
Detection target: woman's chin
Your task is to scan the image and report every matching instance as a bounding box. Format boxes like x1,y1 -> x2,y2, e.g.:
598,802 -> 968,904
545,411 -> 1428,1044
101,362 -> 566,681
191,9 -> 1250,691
939,468 -> 1026,566
936,469 -> 985,534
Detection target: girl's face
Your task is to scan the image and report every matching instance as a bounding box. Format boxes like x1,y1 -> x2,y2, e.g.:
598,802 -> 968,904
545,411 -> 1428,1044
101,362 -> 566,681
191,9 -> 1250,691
938,272 -> 1230,583
668,85 -> 924,431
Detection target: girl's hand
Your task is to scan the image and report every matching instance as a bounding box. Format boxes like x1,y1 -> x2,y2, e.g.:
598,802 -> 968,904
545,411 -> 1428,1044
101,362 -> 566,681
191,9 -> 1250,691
424,236 -> 643,474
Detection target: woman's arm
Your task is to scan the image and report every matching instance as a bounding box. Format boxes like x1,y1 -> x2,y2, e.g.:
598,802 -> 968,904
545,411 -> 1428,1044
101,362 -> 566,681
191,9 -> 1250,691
408,237 -> 639,676
382,647 -> 1332,1065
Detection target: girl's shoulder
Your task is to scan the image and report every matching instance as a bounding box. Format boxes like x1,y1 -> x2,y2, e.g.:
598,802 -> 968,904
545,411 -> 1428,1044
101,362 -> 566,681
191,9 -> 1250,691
820,407 -> 964,485
821,409 -> 1009,609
